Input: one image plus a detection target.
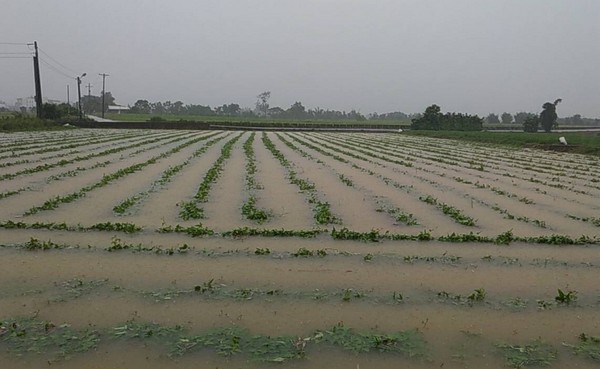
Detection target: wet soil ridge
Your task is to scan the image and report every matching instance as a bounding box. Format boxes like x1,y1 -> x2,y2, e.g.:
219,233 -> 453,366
1,129 -> 599,369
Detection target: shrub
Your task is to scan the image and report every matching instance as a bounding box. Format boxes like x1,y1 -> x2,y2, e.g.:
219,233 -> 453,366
411,105 -> 483,131
523,116 -> 540,133
148,116 -> 166,122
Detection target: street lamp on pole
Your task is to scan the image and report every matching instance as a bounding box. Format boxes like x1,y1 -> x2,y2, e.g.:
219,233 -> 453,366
77,73 -> 86,120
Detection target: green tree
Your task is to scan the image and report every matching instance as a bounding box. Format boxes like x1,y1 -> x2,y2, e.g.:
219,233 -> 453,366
255,91 -> 270,117
170,101 -> 183,114
411,105 -> 443,130
131,99 -> 151,114
570,114 -> 582,125
81,92 -> 115,114
285,101 -> 307,119
540,99 -> 562,132
348,110 -> 366,121
185,104 -> 214,116
485,113 -> 500,124
216,103 -> 241,116
523,116 -> 540,132
514,112 -> 536,124
411,105 -> 482,131
151,102 -> 165,114
501,112 -> 513,124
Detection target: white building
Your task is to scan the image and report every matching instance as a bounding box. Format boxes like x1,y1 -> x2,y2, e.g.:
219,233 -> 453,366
15,96 -> 36,109
108,105 -> 130,114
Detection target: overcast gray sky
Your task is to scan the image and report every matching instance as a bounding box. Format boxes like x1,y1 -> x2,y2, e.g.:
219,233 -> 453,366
1,0 -> 599,117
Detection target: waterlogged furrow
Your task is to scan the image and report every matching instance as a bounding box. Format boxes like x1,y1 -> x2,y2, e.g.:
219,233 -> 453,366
0,129 -> 124,154
23,133 -> 213,215
0,131 -> 189,181
262,133 -> 337,225
285,132 -> 420,227
339,133 -> 600,228
113,132 -> 226,215
290,133 -> 484,230
241,133 -> 271,223
1,130 -> 599,369
178,133 -> 242,220
275,133 -> 402,230
0,130 -> 145,164
304,133 -> 597,234
346,133 -> 600,195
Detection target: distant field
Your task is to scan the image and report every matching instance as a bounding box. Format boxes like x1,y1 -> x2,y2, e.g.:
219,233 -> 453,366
105,113 -> 411,126
408,131 -> 600,156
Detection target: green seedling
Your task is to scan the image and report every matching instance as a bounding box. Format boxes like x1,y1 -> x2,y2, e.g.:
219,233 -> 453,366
555,288 -> 577,305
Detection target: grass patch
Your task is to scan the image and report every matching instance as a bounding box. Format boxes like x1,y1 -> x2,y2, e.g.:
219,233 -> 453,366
407,130 -> 600,156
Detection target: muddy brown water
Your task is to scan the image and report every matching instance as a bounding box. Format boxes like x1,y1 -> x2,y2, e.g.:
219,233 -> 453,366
1,129 -> 599,368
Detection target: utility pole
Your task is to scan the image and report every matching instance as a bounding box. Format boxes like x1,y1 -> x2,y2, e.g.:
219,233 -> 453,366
30,41 -> 43,119
66,85 -> 70,105
77,73 -> 86,120
86,83 -> 92,97
99,73 -> 109,118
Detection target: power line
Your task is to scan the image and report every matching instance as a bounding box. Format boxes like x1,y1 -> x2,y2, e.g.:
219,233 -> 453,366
0,52 -> 32,55
0,42 -> 28,45
38,48 -> 78,75
39,58 -> 75,80
0,56 -> 31,59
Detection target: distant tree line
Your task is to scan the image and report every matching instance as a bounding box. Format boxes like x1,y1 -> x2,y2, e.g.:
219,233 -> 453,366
411,105 -> 483,131
130,98 -> 369,121
485,111 -> 598,126
100,91 -> 600,127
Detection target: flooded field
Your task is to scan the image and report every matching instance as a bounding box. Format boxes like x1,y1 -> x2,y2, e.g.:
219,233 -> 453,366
1,129 -> 599,368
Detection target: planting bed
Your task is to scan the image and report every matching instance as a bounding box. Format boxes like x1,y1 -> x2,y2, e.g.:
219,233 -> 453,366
0,129 -> 599,368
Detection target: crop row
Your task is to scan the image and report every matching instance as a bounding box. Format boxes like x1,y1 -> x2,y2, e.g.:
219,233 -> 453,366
0,316 -> 431,363
0,273 -> 594,314
0,131 -> 189,181
2,220 -> 597,246
0,130 -> 144,163
285,133 -> 421,226
24,134 -> 212,215
2,234 -> 598,274
241,133 -> 270,223
301,133 -> 590,229
346,133 -> 599,192
113,132 -> 225,215
261,133 -> 336,224
0,304 -> 598,366
179,133 -> 241,220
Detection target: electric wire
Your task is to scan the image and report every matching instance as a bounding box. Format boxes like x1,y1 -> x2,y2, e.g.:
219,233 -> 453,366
0,42 -> 28,45
38,48 -> 79,75
39,58 -> 75,80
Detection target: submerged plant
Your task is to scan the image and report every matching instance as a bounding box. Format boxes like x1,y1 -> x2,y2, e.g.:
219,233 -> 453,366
564,333 -> 600,362
313,323 -> 427,358
0,317 -> 100,361
497,340 -> 557,368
